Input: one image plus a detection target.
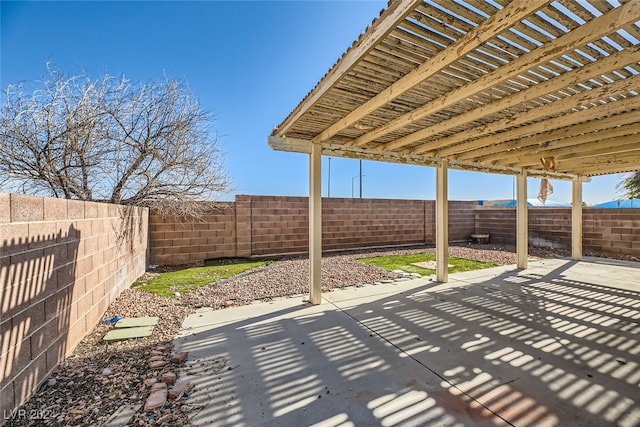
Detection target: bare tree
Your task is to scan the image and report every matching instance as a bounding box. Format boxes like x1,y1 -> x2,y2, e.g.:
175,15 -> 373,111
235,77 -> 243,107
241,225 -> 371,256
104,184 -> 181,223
617,171 -> 640,200
0,66 -> 231,215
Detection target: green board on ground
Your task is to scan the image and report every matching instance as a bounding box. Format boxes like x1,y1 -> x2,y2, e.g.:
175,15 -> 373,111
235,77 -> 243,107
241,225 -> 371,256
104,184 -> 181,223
114,317 -> 159,328
103,326 -> 154,342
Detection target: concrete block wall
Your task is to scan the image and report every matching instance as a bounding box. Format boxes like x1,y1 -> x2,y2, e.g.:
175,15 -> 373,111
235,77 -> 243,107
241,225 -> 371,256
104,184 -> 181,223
474,207 -> 575,247
474,207 -> 516,244
148,196 -> 479,262
475,206 -> 640,258
448,201 -> 478,242
247,196 -> 309,255
247,197 -> 430,255
0,193 -> 148,417
322,198 -> 428,251
529,208 -> 572,249
583,209 -> 640,257
149,203 -> 236,265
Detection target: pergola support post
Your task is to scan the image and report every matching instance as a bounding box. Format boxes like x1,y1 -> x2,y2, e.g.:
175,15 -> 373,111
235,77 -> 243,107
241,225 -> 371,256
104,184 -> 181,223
436,159 -> 449,282
309,143 -> 322,304
516,171 -> 528,269
572,179 -> 583,260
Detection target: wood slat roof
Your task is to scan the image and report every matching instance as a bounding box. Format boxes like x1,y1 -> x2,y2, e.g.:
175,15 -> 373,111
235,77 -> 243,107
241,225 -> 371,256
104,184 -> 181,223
269,0 -> 640,179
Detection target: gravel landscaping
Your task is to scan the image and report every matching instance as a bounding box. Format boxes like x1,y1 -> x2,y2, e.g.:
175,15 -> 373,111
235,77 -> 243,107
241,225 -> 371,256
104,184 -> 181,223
6,243 -> 633,426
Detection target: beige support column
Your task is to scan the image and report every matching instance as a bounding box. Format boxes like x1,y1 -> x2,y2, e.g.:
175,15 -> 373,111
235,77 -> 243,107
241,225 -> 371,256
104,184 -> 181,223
309,143 -> 322,304
572,179 -> 583,260
516,171 -> 528,269
436,159 -> 449,282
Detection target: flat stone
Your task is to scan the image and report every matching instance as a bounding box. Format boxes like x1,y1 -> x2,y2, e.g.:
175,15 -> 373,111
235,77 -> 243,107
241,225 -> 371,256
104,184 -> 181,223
144,388 -> 167,412
161,372 -> 177,385
154,345 -> 168,352
224,300 -> 235,307
151,382 -> 167,392
143,378 -> 158,387
103,326 -> 154,342
148,355 -> 165,362
171,352 -> 188,363
150,350 -> 164,356
411,261 -> 452,270
149,360 -> 169,370
114,316 -> 159,328
168,381 -> 193,399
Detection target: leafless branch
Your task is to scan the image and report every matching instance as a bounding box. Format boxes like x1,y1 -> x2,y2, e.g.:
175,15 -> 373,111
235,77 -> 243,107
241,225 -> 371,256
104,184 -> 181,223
0,65 -> 232,215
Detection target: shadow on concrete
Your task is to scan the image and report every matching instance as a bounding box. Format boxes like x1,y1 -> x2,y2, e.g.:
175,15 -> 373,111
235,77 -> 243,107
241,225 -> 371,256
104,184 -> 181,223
175,258 -> 639,427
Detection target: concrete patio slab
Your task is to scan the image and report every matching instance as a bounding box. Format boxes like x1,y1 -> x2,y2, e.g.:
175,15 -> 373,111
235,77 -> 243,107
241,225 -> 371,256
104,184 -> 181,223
174,258 -> 639,427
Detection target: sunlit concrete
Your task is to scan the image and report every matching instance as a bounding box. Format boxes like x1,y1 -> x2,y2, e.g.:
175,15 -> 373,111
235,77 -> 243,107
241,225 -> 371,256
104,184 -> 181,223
175,258 -> 639,427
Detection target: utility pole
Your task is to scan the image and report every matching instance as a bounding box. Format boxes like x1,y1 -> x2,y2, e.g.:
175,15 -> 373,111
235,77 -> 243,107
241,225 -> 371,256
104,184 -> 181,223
359,159 -> 363,198
327,157 -> 331,197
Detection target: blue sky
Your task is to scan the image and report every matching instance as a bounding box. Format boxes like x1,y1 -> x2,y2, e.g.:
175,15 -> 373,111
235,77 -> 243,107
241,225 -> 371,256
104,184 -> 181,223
0,1 -> 628,205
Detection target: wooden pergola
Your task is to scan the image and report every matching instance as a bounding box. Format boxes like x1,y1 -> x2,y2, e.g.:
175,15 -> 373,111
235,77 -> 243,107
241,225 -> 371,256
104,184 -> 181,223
268,0 -> 640,304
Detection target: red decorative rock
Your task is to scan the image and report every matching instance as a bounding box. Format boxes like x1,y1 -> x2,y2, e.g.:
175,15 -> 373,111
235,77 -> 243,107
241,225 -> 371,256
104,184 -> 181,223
168,381 -> 193,399
144,378 -> 158,387
151,382 -> 167,392
171,352 -> 188,363
149,360 -> 169,370
161,372 -> 177,385
157,413 -> 172,424
144,388 -> 167,412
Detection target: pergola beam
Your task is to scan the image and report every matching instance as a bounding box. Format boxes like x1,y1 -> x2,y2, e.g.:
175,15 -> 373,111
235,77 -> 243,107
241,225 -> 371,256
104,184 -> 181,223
573,163 -> 640,176
506,137 -> 640,168
558,151 -> 640,174
460,112 -> 640,163
268,135 -> 590,181
380,47 -> 640,153
312,0 -> 547,143
275,0 -> 423,138
416,73 -> 640,157
374,6 -> 640,151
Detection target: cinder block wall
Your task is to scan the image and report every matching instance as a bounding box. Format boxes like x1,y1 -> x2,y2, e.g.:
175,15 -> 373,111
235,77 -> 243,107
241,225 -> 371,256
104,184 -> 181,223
474,207 -> 516,243
0,193 -> 148,416
245,196 -> 308,255
475,206 -> 640,257
248,197 -> 432,255
583,208 -> 640,257
149,196 -> 478,263
322,198 -> 428,252
149,203 -> 236,266
448,201 -> 478,242
529,208 -> 572,249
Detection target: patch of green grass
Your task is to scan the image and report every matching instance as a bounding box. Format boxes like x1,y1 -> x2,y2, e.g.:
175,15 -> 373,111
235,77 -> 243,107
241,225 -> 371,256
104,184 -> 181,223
358,252 -> 497,275
132,258 -> 273,297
